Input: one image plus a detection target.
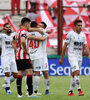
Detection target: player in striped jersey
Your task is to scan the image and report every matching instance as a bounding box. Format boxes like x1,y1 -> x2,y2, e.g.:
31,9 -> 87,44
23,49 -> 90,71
12,17 -> 36,98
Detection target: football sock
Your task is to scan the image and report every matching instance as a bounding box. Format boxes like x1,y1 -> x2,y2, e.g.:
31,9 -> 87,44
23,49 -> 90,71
34,76 -> 40,93
69,77 -> 75,92
74,76 -> 81,90
26,75 -> 33,95
44,79 -> 50,90
10,76 -> 15,84
16,75 -> 23,95
4,76 -> 10,90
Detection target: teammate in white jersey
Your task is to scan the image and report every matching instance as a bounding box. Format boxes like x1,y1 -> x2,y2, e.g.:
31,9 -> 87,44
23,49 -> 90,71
28,21 -> 46,96
0,23 -> 17,95
37,22 -> 51,95
59,20 -> 90,96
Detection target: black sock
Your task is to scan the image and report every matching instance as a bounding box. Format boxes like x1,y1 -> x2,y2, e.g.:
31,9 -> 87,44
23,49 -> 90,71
78,89 -> 81,92
34,91 -> 38,93
16,75 -> 23,95
69,90 -> 73,93
27,75 -> 33,95
6,87 -> 10,91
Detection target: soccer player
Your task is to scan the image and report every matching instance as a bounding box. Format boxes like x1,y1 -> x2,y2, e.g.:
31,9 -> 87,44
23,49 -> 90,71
37,22 -> 50,95
0,23 -> 17,95
59,20 -> 90,96
28,21 -> 46,96
12,17 -> 35,98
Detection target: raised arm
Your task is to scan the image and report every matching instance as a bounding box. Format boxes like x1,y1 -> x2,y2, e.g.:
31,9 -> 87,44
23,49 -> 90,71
28,34 -> 46,41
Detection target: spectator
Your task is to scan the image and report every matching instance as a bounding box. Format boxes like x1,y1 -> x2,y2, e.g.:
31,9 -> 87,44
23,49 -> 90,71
26,8 -> 40,21
11,0 -> 21,16
30,0 -> 37,10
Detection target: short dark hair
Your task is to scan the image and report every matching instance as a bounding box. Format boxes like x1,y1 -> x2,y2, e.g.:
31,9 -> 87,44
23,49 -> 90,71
74,20 -> 82,26
40,21 -> 47,28
21,17 -> 30,25
31,21 -> 37,27
3,23 -> 9,27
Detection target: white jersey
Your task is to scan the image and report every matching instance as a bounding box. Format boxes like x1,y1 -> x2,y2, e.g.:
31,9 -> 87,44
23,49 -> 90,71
42,32 -> 48,53
65,31 -> 87,59
29,31 -> 43,60
0,32 -> 15,57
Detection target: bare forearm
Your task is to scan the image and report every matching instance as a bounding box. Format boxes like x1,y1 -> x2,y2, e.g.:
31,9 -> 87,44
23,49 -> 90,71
29,28 -> 43,34
22,42 -> 27,52
85,45 -> 90,56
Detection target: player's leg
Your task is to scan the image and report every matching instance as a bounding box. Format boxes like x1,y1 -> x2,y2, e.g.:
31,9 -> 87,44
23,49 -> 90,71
25,68 -> 33,96
16,70 -> 24,97
33,58 -> 43,95
34,71 -> 40,94
68,72 -> 75,96
10,58 -> 18,84
16,59 -> 24,97
2,57 -> 11,95
43,71 -> 50,95
42,56 -> 50,95
68,57 -> 78,96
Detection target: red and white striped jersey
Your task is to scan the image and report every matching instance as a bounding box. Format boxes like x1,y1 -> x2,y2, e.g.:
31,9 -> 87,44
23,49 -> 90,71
15,28 -> 30,60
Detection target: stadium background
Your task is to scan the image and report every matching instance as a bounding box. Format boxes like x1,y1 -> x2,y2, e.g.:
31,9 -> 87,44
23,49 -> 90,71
0,0 -> 90,100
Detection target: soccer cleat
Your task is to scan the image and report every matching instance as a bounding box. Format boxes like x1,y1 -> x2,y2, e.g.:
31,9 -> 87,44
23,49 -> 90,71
79,91 -> 84,96
34,92 -> 42,96
18,95 -> 24,98
68,92 -> 75,96
28,94 -> 39,98
7,90 -> 12,95
45,90 -> 49,95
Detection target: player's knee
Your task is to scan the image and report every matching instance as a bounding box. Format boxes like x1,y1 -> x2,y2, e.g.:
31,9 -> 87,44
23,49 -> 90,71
5,72 -> 10,77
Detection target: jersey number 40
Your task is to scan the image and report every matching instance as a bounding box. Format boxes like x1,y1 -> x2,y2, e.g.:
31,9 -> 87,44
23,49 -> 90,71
29,40 -> 39,49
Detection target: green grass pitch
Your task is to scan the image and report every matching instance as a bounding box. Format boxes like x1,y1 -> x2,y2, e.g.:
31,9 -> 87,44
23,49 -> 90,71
0,76 -> 90,100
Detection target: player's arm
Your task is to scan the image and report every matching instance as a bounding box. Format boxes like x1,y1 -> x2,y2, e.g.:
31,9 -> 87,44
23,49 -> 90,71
21,35 -> 29,55
11,39 -> 17,51
84,44 -> 90,59
29,28 -> 43,34
28,34 -> 46,41
59,42 -> 68,65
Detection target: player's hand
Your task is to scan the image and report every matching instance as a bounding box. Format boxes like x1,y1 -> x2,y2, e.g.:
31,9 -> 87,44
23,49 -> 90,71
25,50 -> 29,56
88,54 -> 90,59
59,58 -> 63,65
42,36 -> 46,41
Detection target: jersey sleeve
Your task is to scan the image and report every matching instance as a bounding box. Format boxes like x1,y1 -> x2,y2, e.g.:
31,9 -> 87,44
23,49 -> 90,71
0,33 -> 3,39
83,34 -> 87,45
21,30 -> 27,39
65,32 -> 71,43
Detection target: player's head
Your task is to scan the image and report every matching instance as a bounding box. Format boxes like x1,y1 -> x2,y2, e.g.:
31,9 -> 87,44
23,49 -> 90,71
31,21 -> 37,28
3,23 -> 12,34
21,17 -> 31,30
38,21 -> 47,29
74,20 -> 82,33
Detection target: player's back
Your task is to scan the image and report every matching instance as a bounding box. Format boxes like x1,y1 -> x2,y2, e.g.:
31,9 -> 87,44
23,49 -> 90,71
15,28 -> 30,60
29,31 -> 43,60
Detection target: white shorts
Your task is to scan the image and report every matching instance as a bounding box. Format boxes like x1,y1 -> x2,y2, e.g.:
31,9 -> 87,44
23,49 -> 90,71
1,55 -> 17,73
68,57 -> 82,72
42,54 -> 49,71
31,58 -> 43,71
